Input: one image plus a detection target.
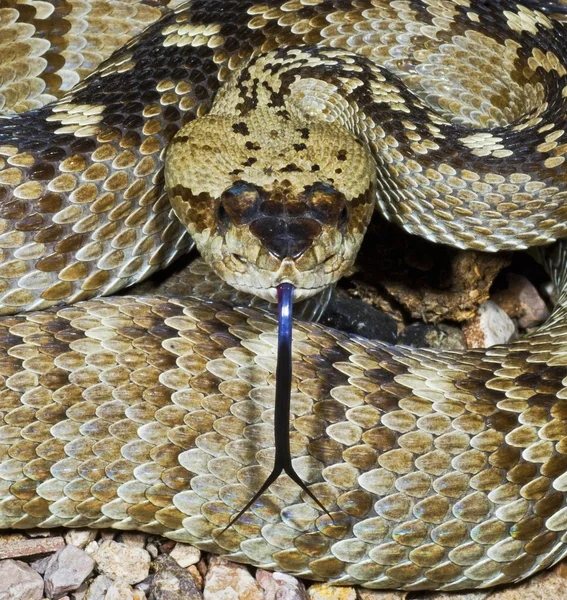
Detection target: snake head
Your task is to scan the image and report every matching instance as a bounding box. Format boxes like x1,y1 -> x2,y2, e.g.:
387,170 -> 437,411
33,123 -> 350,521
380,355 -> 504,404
165,110 -> 376,301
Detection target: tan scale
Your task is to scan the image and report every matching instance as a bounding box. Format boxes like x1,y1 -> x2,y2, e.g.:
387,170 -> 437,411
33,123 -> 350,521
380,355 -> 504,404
1,0 -> 567,593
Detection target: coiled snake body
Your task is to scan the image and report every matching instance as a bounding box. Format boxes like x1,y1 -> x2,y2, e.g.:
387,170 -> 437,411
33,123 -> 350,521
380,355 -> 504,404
1,0 -> 567,591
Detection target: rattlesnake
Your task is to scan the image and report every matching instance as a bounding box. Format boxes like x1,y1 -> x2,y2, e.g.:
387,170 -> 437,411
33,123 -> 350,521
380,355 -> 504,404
0,0 -> 567,591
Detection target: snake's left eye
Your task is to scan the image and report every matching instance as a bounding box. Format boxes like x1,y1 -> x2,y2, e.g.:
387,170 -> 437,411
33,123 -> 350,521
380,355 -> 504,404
219,181 -> 260,230
305,182 -> 347,227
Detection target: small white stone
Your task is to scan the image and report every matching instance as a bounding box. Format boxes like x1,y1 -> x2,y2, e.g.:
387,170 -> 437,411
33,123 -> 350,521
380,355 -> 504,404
463,300 -> 516,348
92,541 -> 151,586
169,544 -> 201,568
64,531 -> 97,550
256,569 -> 308,600
120,534 -> 146,548
84,541 -> 99,557
104,581 -> 146,600
204,557 -> 263,600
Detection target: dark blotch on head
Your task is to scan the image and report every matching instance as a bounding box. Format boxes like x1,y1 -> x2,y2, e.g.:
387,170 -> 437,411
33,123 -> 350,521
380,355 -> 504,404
219,181 -> 261,228
232,122 -> 250,135
281,163 -> 302,172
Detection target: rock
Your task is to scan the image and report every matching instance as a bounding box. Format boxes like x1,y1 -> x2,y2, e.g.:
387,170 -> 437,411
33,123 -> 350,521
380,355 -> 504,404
84,541 -> 99,557
93,541 -> 151,586
168,544 -> 200,568
492,273 -> 550,329
398,323 -> 467,350
71,589 -> 87,600
307,583 -> 357,600
320,290 -> 398,343
31,553 -> 54,574
204,557 -> 262,600
355,219 -> 510,323
149,555 -> 202,599
462,300 -> 517,348
64,531 -> 97,550
84,575 -> 113,600
134,576 -> 154,596
357,592 -> 407,600
187,566 -> 203,591
256,570 -> 308,600
120,534 -> 146,548
0,533 -> 65,560
0,559 -> 44,600
43,545 -> 95,599
105,581 -> 146,600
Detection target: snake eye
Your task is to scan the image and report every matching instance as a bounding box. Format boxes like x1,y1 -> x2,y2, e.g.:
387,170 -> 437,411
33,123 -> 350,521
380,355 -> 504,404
305,182 -> 347,227
219,181 -> 260,232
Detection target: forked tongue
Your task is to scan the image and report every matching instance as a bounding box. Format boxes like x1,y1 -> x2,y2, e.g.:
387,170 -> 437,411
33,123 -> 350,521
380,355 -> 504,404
220,283 -> 330,533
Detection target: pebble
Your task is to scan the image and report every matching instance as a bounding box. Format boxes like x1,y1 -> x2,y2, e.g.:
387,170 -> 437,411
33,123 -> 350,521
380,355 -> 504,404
120,534 -> 146,548
43,545 -> 95,599
0,534 -> 65,561
358,592 -> 406,600
307,583 -> 357,600
204,557 -> 263,600
84,575 -> 113,600
462,300 -> 517,348
149,554 -> 202,599
146,543 -> 159,559
64,531 -> 97,550
92,541 -> 151,586
492,273 -> 550,329
256,570 -> 308,600
105,581 -> 146,600
0,559 -> 44,600
320,290 -> 398,343
168,544 -> 201,568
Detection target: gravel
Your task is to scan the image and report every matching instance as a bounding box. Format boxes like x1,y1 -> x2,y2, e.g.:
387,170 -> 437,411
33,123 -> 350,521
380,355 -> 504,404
0,529 -> 562,600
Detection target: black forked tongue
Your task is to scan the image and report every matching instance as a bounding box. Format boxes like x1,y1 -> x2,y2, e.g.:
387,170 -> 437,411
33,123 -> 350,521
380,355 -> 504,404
219,283 -> 331,534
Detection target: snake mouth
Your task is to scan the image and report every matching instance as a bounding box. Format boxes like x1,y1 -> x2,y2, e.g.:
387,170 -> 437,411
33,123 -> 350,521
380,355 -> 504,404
232,253 -> 248,265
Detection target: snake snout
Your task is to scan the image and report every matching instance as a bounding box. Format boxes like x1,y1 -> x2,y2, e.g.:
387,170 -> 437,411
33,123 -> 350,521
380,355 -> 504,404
249,216 -> 322,260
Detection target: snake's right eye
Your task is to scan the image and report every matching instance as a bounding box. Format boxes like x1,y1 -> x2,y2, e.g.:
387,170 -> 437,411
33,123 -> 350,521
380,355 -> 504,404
219,181 -> 261,230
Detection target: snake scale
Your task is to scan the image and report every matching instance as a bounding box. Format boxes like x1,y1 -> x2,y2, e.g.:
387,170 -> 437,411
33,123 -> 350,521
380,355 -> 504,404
2,0 -> 567,592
